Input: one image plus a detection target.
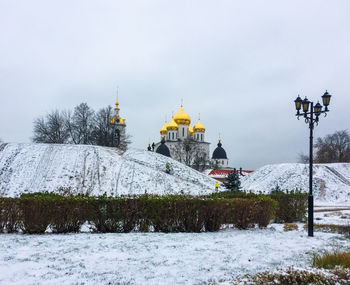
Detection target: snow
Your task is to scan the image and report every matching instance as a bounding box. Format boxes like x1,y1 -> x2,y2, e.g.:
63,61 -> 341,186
314,209 -> 350,226
1,143 -> 350,284
0,225 -> 348,284
1,143 -> 350,204
241,163 -> 350,204
0,143 -> 219,197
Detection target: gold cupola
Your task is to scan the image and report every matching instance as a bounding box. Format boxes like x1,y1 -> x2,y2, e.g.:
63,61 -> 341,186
193,114 -> 205,133
110,115 -> 126,124
167,117 -> 178,131
189,125 -> 194,136
173,105 -> 191,125
160,121 -> 168,135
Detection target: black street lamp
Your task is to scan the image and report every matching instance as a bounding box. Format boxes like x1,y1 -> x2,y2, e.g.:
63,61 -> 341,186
294,91 -> 332,237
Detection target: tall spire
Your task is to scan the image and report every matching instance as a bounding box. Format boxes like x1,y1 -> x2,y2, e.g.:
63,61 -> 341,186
115,86 -> 120,110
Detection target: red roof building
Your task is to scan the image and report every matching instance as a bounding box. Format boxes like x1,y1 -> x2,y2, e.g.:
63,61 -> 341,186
204,169 -> 254,182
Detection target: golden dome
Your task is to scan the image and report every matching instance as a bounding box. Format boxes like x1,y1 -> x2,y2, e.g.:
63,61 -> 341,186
193,119 -> 205,132
173,106 -> 191,125
189,125 -> 194,136
167,117 -> 178,131
160,121 -> 168,135
109,115 -> 125,124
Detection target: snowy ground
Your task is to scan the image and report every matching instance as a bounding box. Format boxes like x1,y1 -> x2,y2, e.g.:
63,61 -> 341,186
314,207 -> 350,226
0,225 -> 349,284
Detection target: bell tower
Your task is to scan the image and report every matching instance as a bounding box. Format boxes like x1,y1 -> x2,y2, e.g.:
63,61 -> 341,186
109,88 -> 127,150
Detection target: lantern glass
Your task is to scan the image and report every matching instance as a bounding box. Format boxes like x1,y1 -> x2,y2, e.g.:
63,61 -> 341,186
302,97 -> 310,113
314,102 -> 322,116
322,91 -> 331,106
294,96 -> 302,111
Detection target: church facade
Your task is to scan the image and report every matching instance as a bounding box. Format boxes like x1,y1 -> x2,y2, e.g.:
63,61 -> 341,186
152,105 -> 223,170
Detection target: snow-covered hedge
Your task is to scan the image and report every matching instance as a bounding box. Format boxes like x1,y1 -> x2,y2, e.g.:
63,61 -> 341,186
0,194 -> 278,234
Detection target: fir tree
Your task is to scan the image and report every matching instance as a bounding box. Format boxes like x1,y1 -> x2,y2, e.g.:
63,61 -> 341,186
223,170 -> 241,192
271,184 -> 283,194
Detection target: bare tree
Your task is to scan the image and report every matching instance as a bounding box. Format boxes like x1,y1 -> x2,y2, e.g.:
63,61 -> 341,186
33,110 -> 69,143
210,159 -> 220,170
66,103 -> 95,144
297,152 -> 309,163
172,137 -> 208,169
193,151 -> 209,171
118,133 -> 132,151
314,130 -> 350,163
90,106 -> 115,147
33,104 -> 131,150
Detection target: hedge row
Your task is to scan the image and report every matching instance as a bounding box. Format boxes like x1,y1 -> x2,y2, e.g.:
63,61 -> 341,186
0,194 -> 277,234
209,191 -> 308,223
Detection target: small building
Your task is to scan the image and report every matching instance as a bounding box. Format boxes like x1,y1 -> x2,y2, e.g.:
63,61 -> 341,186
203,168 -> 254,182
211,139 -> 228,168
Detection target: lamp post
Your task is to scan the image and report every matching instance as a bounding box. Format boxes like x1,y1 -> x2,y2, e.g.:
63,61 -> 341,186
294,91 -> 331,237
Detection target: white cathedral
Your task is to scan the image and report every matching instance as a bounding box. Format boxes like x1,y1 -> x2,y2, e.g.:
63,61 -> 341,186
151,104 -> 229,169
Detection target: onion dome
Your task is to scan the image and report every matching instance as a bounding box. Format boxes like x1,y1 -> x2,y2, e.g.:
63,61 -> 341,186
193,119 -> 205,133
189,125 -> 194,136
160,121 -> 168,135
156,137 -> 171,157
167,117 -> 178,131
212,139 -> 227,159
173,106 -> 191,125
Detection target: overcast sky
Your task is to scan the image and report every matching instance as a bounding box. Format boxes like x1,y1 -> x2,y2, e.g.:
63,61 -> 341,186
1,0 -> 349,169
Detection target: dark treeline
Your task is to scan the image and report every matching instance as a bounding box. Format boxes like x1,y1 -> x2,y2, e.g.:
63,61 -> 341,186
299,129 -> 350,163
33,103 -> 131,150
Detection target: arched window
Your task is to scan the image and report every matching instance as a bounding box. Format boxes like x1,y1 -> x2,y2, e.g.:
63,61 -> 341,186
201,134 -> 203,141
172,132 -> 174,140
222,160 -> 224,165
182,128 -> 184,137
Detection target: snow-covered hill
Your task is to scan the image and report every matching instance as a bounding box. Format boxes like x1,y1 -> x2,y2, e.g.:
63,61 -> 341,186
1,143 -> 349,203
241,163 -> 350,203
0,143 -> 217,197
